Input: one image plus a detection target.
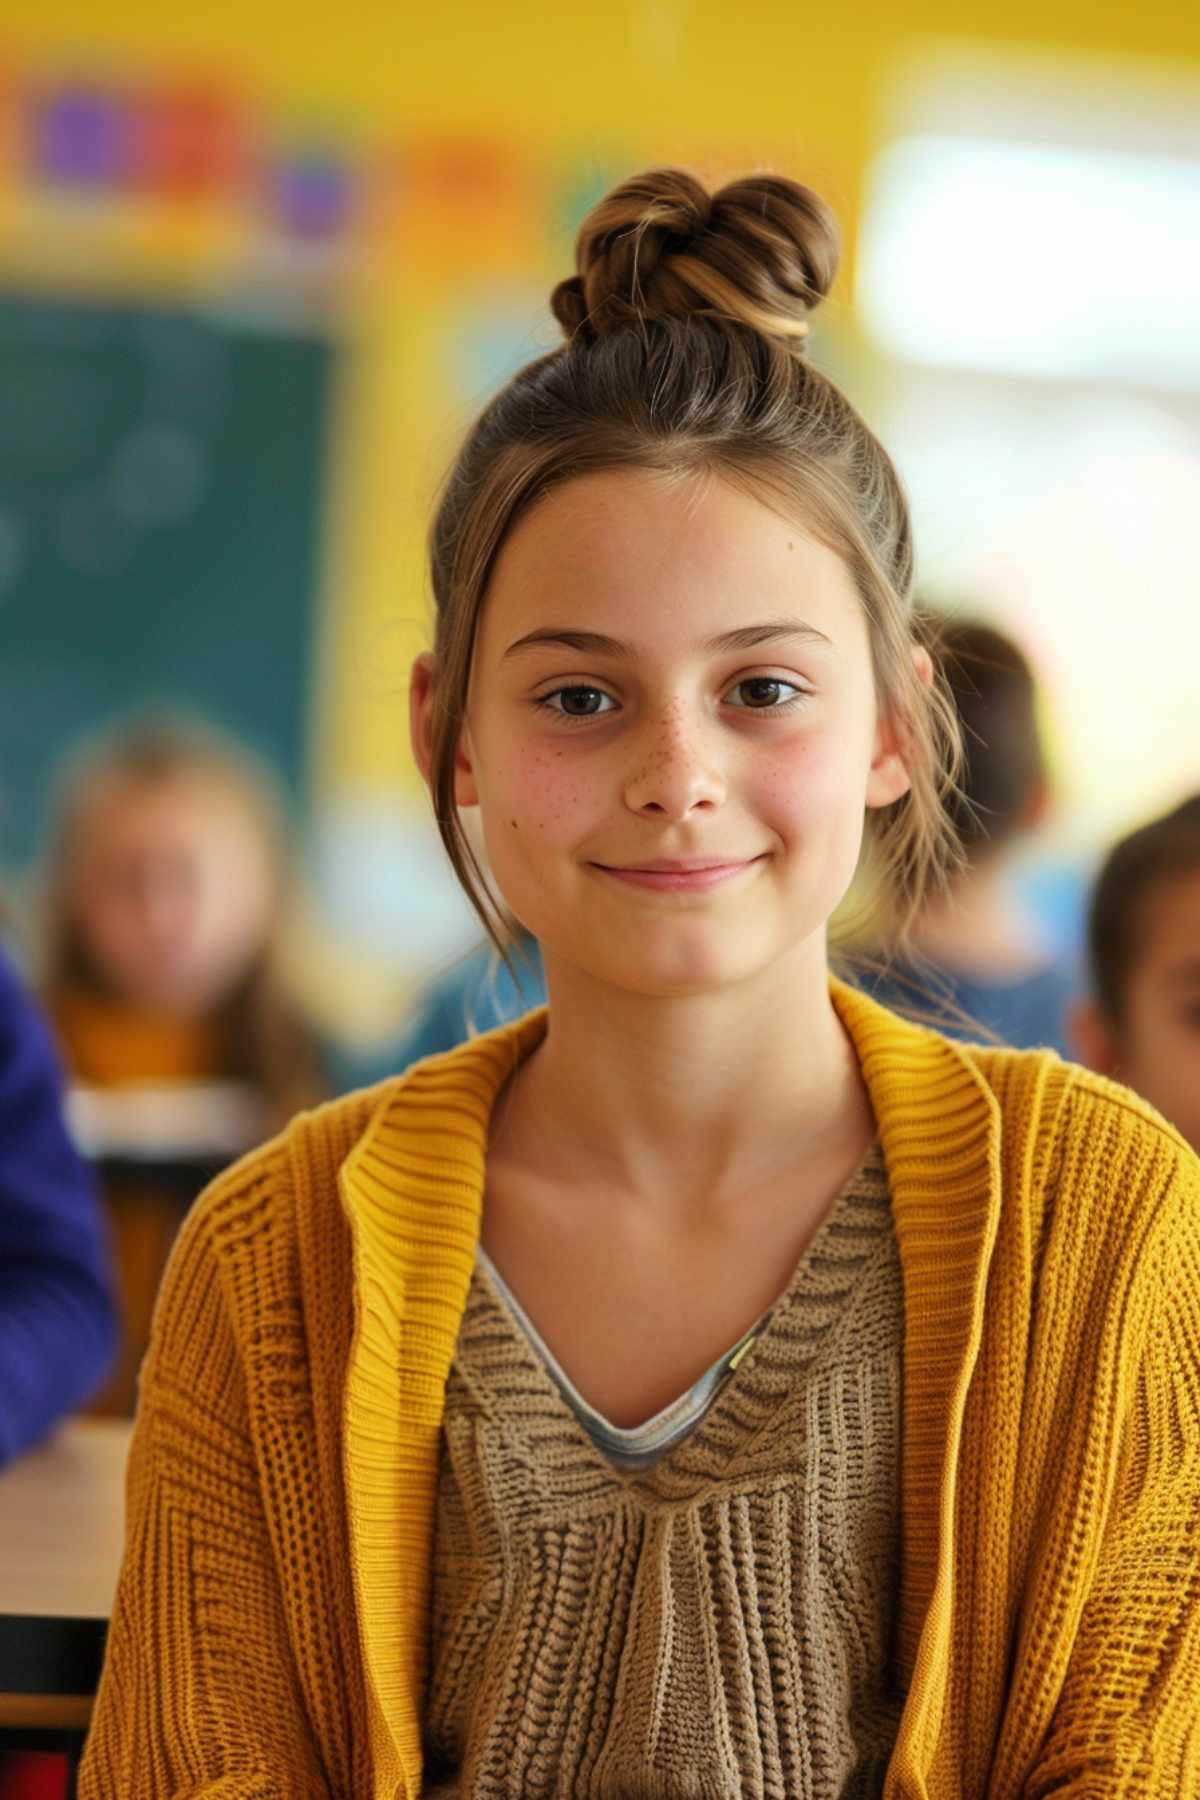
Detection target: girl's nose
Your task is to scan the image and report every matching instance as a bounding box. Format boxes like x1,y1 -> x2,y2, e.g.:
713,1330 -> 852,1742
622,708 -> 727,820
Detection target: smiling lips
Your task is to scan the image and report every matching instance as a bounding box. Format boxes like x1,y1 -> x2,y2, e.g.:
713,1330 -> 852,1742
593,856 -> 765,892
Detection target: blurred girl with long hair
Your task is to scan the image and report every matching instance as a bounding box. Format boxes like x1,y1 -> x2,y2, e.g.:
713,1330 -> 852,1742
42,717 -> 325,1411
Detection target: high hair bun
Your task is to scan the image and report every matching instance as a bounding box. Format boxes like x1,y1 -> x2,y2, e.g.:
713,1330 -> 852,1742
550,167 -> 839,348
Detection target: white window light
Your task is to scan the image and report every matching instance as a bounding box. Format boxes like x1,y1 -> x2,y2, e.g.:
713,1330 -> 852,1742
857,135 -> 1200,391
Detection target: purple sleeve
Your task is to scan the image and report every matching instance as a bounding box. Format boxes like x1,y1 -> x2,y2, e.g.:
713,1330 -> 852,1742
0,947 -> 117,1463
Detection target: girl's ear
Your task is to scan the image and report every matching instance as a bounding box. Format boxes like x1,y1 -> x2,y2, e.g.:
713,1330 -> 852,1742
409,653 -> 479,805
1068,996 -> 1120,1076
865,647 -> 931,811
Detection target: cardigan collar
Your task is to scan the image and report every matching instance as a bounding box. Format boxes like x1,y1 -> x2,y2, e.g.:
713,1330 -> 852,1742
338,978 -> 1004,1798
832,981 -> 1005,1792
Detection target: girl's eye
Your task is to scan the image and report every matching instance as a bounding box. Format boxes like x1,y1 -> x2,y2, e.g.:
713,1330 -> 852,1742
537,686 -> 617,719
725,676 -> 806,711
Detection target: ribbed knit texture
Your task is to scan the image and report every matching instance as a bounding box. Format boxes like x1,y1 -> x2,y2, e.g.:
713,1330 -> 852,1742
424,1146 -> 904,1797
78,981 -> 1200,1799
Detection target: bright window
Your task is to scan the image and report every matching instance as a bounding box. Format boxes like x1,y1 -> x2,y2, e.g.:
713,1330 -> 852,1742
858,135 -> 1200,390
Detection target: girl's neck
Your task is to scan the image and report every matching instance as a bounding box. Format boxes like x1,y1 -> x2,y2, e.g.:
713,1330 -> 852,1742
489,935 -> 873,1215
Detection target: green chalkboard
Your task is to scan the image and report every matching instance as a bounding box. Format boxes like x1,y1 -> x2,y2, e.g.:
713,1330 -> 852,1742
0,291 -> 334,869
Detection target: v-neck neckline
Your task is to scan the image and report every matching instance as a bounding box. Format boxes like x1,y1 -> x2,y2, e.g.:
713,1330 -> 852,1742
477,1240 -> 767,1468
457,1140 -> 892,1498
335,981 -> 1006,1793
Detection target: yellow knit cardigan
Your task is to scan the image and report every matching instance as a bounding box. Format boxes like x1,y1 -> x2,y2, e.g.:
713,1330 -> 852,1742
79,981 -> 1200,1798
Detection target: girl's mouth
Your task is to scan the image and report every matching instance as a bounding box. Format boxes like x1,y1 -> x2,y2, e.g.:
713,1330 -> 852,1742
592,856 -> 765,892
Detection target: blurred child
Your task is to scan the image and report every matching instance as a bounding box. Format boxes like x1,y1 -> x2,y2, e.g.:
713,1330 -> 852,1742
1071,794 -> 1200,1152
41,717 -> 326,1411
868,616 -> 1074,1053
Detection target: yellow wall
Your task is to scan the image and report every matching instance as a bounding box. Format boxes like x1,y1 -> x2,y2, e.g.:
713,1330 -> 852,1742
14,0 -> 1200,137
9,0 -> 1200,808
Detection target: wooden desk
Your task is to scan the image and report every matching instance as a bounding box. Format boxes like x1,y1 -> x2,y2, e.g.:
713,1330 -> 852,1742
0,1419 -> 131,1737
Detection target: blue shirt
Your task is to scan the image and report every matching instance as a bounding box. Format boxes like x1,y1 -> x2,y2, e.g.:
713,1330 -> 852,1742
0,946 -> 117,1464
859,958 -> 1075,1058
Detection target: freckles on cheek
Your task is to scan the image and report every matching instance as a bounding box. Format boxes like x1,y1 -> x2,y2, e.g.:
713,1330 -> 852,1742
501,744 -> 590,840
754,735 -> 858,827
756,741 -> 813,811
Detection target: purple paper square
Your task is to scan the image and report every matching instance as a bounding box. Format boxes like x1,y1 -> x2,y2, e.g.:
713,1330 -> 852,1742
273,150 -> 353,239
37,85 -> 130,189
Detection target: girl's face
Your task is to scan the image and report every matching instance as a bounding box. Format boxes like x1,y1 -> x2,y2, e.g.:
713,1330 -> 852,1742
67,773 -> 276,1017
418,468 -> 913,1000
1102,869 -> 1200,1152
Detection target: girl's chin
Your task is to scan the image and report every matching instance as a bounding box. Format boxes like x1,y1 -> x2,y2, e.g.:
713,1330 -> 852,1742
554,937 -> 780,1000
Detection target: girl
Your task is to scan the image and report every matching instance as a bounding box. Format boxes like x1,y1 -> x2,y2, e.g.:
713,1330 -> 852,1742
42,717 -> 326,1411
80,170 -> 1200,1797
1071,794 -> 1200,1154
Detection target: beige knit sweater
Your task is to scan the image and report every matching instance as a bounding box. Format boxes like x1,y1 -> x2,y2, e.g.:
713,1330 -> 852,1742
424,1145 -> 905,1798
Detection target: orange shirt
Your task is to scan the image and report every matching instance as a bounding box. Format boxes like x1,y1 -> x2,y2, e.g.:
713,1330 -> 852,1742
47,984 -> 223,1087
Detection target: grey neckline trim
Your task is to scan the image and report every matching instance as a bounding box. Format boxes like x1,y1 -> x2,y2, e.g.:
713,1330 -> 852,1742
476,1246 -> 763,1471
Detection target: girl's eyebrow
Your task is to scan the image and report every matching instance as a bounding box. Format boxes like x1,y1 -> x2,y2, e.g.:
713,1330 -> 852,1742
501,618 -> 834,661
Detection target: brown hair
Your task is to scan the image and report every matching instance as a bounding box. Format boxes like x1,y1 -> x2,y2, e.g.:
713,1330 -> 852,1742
42,715 -> 326,1119
934,617 -> 1046,854
1087,794 -> 1200,1024
425,167 -> 962,953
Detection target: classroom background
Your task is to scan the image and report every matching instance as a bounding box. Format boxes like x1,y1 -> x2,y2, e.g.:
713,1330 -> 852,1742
1,0 -> 1198,1059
